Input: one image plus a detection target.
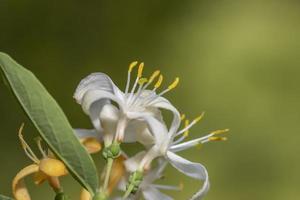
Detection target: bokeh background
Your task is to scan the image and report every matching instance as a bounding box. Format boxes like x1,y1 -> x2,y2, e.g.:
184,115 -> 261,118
1,0 -> 300,199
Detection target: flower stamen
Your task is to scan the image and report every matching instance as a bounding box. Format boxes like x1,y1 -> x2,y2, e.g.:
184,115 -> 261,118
18,124 -> 39,164
202,129 -> 229,143
127,62 -> 145,103
35,137 -> 47,158
158,77 -> 179,96
183,119 -> 190,137
137,62 -> 144,78
125,61 -> 138,94
154,74 -> 163,90
176,112 -> 205,137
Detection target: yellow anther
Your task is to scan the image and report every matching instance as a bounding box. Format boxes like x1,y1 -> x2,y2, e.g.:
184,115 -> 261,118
194,112 -> 205,123
183,119 -> 190,137
128,61 -> 138,72
180,114 -> 186,121
149,70 -> 160,83
211,129 -> 229,135
168,77 -> 180,90
138,78 -> 148,85
208,136 -> 227,141
154,74 -> 163,88
137,62 -> 144,78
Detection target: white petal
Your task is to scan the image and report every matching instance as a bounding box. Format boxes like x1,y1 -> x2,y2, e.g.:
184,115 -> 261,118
74,72 -> 123,104
189,180 -> 210,200
123,120 -> 155,146
143,186 -> 173,200
167,151 -> 207,180
150,97 -> 181,135
124,151 -> 146,172
166,151 -> 209,199
99,104 -> 120,145
129,114 -> 169,144
74,73 -> 125,131
81,90 -> 121,130
74,129 -> 101,140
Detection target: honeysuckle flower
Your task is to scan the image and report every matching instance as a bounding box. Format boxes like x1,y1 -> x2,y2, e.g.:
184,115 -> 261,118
136,114 -> 228,200
13,125 -> 68,200
73,61 -> 180,146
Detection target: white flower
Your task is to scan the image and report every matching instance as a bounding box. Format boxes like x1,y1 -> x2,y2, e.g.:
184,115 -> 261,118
73,62 -> 180,146
137,114 -> 228,200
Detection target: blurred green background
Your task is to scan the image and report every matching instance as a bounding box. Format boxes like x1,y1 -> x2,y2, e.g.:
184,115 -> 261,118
1,0 -> 300,199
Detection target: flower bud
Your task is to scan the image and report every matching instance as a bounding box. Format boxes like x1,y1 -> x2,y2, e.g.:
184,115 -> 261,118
102,142 -> 121,160
39,158 -> 68,177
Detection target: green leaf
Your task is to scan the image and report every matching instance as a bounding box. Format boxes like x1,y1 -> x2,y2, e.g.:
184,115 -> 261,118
0,195 -> 13,200
0,53 -> 99,195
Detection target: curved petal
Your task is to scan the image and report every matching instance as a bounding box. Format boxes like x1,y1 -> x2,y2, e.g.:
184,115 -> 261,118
127,113 -> 168,145
143,186 -> 173,200
166,151 -> 209,200
12,164 -> 39,200
189,180 -> 210,200
81,90 -> 121,131
99,104 -> 120,145
123,120 -> 155,146
150,97 -> 180,136
74,72 -> 124,104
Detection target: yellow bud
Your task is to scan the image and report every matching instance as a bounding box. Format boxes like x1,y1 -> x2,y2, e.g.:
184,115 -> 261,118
168,77 -> 179,90
128,61 -> 138,72
137,62 -> 144,78
149,70 -> 160,82
81,137 -> 102,154
154,74 -> 163,88
39,158 -> 68,177
80,188 -> 91,200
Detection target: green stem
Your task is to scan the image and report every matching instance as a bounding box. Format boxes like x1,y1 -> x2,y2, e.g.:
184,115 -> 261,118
103,158 -> 114,191
122,184 -> 135,199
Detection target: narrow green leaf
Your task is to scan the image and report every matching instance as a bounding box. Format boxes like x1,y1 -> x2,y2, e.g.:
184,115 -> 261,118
0,195 -> 13,200
0,53 -> 99,195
